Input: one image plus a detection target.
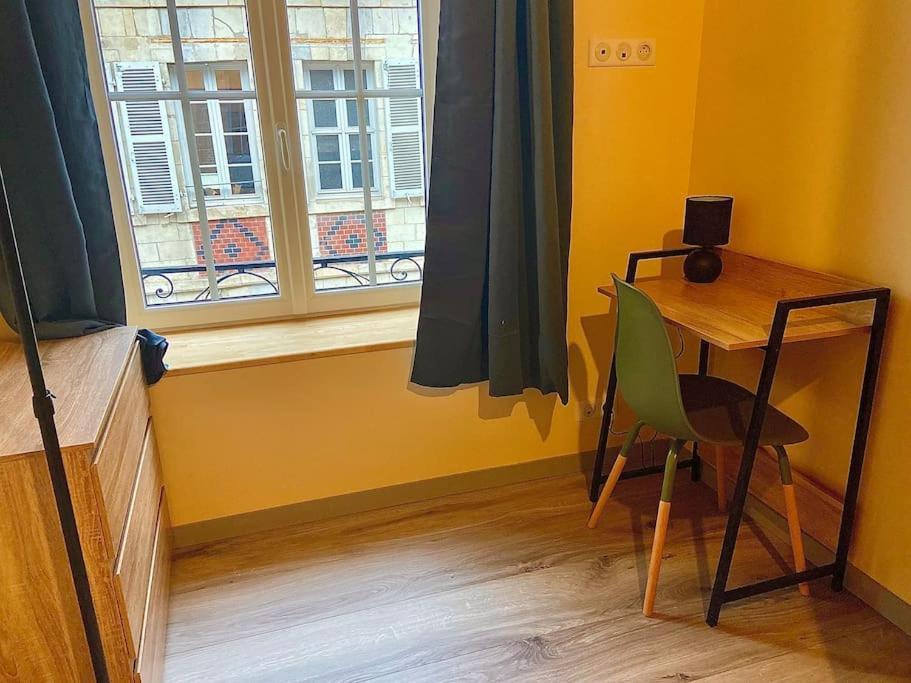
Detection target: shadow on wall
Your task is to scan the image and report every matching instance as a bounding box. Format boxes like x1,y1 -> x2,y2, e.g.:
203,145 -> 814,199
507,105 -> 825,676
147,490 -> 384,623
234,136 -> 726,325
399,224 -> 718,445
407,378 -> 560,440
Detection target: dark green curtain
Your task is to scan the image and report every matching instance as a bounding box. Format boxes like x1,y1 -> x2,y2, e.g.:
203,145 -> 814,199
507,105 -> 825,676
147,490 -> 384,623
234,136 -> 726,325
411,0 -> 573,402
0,0 -> 126,339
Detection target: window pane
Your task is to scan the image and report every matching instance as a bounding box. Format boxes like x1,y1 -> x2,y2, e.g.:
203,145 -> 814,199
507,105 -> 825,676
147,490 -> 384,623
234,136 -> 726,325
215,68 -> 243,91
351,162 -> 362,189
177,3 -> 256,90
315,135 -> 340,162
95,1 -> 176,92
289,5 -> 353,89
224,135 -> 251,164
350,161 -> 376,190
343,69 -> 368,90
309,69 -> 335,91
351,161 -> 375,189
345,100 -> 357,128
313,100 -> 338,128
94,0 -> 280,307
288,2 -> 425,293
348,134 -> 373,162
229,165 -> 255,195
319,163 -> 343,190
359,6 -> 420,63
191,103 -> 211,133
220,102 -> 248,133
345,99 -> 371,129
186,68 -> 205,90
196,135 -> 216,166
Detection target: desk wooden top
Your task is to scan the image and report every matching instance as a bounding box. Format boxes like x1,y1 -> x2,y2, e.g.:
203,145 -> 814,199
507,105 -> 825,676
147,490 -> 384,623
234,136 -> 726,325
598,250 -> 876,351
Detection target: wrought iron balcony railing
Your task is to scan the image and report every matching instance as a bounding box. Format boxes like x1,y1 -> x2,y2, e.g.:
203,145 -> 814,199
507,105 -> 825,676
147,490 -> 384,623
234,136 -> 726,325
140,251 -> 424,302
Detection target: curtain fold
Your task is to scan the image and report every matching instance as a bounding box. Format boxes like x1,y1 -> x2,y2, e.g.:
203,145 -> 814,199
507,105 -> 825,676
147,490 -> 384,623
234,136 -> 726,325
411,0 -> 573,402
0,0 -> 168,384
0,0 -> 125,339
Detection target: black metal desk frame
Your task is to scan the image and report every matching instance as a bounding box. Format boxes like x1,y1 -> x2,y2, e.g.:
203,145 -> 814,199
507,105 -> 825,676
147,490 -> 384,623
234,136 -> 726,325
589,248 -> 890,627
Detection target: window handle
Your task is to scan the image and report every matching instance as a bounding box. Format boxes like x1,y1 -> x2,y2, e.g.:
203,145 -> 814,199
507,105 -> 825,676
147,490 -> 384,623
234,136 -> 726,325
276,126 -> 291,173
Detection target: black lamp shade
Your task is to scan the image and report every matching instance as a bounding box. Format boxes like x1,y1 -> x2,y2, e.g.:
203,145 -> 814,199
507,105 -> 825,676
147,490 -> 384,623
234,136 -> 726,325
683,195 -> 733,247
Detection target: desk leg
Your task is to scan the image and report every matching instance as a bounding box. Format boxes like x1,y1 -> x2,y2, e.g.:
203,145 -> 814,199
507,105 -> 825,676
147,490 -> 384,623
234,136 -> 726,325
590,358 -> 619,503
833,295 -> 889,591
691,340 -> 711,482
706,341 -> 782,627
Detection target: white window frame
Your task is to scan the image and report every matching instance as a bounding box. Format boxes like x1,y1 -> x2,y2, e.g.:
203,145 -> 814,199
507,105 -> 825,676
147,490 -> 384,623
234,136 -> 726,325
78,0 -> 439,330
177,62 -> 265,207
304,64 -> 379,196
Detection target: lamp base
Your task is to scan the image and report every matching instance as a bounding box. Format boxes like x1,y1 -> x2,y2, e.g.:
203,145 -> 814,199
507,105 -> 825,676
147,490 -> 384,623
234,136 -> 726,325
683,247 -> 723,283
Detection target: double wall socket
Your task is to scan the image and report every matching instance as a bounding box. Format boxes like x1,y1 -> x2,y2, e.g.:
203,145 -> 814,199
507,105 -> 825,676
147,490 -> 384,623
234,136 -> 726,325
589,38 -> 656,67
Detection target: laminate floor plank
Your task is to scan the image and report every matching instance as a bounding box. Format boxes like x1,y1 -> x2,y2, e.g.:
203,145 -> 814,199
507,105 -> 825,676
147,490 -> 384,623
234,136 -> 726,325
701,622 -> 911,681
166,477 -> 724,656
163,474 -> 911,682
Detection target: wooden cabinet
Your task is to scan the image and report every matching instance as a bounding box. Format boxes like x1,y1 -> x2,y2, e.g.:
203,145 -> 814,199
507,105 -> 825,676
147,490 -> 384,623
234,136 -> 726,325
0,327 -> 170,681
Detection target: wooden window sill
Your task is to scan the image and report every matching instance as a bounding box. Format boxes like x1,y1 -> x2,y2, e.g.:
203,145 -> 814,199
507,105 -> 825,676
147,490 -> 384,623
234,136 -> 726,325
162,307 -> 419,378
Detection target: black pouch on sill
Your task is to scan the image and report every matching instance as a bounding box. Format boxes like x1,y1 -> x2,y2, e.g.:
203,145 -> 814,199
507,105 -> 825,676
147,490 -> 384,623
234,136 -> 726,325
137,328 -> 169,385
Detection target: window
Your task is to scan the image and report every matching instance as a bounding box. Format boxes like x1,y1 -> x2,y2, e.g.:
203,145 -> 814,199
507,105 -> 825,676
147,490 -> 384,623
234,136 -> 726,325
183,64 -> 261,202
83,0 -> 437,328
304,65 -> 377,194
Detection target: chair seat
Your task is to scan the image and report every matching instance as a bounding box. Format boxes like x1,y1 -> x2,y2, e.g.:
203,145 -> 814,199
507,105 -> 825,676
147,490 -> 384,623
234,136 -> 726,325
679,375 -> 809,446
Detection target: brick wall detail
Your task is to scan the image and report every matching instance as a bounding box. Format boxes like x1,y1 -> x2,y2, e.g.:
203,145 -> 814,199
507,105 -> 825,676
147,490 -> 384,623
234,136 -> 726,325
193,217 -> 271,264
317,211 -> 387,257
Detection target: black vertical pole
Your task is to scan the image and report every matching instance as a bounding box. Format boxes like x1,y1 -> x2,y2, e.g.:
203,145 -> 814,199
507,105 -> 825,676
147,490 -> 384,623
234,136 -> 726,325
0,169 -> 109,681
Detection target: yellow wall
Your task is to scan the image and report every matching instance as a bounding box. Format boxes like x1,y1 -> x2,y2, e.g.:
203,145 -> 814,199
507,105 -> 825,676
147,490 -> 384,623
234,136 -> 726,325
150,1 -> 707,526
689,0 -> 911,602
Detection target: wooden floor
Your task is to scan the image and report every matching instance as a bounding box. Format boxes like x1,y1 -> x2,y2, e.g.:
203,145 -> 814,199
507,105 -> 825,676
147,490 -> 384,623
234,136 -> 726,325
164,474 -> 911,681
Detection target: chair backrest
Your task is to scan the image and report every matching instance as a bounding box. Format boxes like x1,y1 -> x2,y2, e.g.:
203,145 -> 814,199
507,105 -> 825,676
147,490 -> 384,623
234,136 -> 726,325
611,274 -> 697,441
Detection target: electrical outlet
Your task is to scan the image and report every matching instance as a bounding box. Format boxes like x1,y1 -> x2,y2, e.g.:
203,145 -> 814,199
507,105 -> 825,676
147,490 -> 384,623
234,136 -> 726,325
589,40 -> 611,66
616,41 -> 632,62
589,38 -> 656,68
636,39 -> 656,64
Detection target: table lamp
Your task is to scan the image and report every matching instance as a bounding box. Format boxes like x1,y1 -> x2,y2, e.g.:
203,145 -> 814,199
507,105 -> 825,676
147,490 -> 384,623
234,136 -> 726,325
682,195 -> 733,283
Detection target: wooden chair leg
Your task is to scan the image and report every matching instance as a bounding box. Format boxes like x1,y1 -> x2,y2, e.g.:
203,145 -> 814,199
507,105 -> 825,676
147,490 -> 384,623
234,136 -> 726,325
643,499 -> 671,617
714,444 -> 728,513
774,445 -> 810,596
643,439 -> 684,617
588,422 -> 643,529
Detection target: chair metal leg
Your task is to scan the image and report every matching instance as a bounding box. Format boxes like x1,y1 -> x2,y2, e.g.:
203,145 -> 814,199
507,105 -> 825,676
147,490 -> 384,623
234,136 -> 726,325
588,422 -> 644,528
643,439 -> 685,617
773,445 -> 810,596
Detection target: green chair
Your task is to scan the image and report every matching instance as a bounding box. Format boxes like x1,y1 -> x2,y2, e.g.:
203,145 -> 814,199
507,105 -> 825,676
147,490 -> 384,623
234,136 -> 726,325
588,274 -> 811,617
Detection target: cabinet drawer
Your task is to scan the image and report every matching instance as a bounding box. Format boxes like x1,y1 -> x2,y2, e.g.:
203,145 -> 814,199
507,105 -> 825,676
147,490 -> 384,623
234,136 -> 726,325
136,498 -> 171,683
94,343 -> 149,553
114,424 -> 163,657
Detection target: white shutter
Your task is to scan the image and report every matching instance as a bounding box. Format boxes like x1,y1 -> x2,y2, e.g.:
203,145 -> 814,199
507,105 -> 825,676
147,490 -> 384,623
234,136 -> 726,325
384,60 -> 425,199
114,63 -> 181,214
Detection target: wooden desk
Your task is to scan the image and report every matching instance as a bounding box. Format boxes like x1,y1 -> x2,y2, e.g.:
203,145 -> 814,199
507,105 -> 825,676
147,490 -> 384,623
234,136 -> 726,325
590,247 -> 890,627
597,250 -> 874,350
